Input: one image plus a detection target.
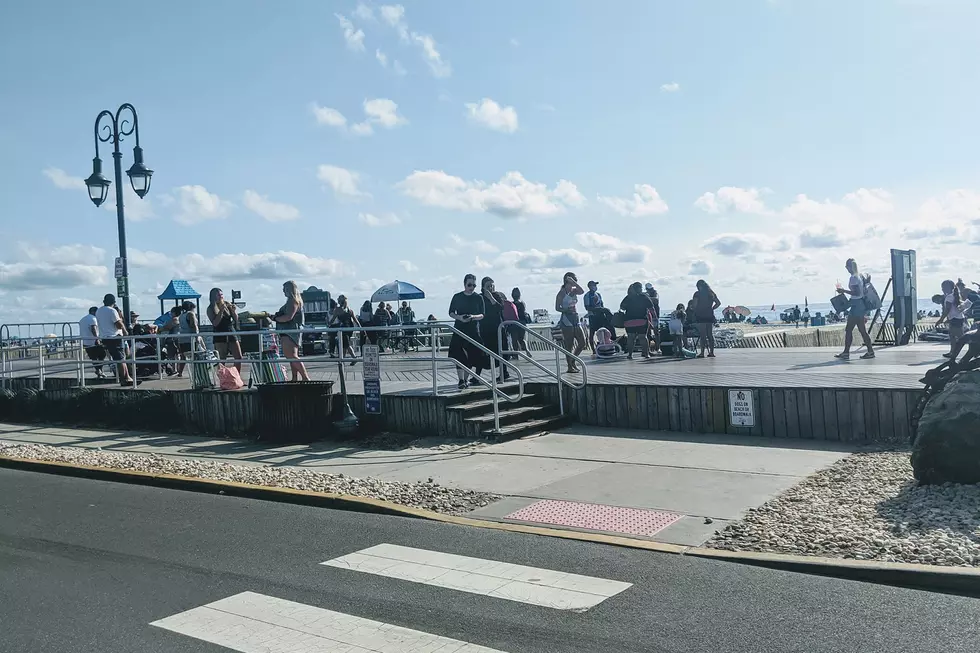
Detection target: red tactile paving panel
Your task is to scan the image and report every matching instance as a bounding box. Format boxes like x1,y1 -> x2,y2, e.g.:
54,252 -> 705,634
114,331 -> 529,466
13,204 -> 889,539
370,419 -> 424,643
505,500 -> 683,537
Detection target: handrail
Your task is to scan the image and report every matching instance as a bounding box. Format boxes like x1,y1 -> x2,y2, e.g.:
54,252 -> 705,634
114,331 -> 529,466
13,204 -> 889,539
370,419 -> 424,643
497,320 -> 587,418
0,322 -> 526,434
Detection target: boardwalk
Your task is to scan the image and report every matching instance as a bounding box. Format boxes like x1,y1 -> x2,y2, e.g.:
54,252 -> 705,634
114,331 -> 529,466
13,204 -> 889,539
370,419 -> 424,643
5,342 -> 946,394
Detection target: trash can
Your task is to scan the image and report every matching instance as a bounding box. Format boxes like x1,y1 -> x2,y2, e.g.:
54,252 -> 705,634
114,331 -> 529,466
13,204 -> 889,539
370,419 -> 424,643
257,380 -> 335,443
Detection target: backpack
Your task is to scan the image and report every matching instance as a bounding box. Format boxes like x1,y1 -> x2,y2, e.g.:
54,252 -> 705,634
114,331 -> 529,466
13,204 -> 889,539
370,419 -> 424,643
863,276 -> 881,311
502,300 -> 519,323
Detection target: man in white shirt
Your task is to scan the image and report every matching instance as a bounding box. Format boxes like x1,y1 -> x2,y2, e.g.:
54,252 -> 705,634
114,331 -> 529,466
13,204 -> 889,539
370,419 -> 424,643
95,293 -> 138,386
78,306 -> 106,379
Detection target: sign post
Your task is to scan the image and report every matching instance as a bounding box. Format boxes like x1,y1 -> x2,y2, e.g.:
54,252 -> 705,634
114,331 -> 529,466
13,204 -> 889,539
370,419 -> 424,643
728,389 -> 755,427
363,344 -> 381,414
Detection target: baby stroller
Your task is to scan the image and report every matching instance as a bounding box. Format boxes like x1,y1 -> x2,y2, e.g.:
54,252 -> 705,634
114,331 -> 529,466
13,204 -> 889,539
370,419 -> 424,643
593,327 -> 624,359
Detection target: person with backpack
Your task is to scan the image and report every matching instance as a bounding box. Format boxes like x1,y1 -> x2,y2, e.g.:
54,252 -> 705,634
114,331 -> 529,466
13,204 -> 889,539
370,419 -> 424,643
834,258 -> 875,360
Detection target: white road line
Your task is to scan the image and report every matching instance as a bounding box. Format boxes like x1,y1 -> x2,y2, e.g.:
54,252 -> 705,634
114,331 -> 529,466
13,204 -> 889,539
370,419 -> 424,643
151,591 -> 506,653
321,543 -> 632,611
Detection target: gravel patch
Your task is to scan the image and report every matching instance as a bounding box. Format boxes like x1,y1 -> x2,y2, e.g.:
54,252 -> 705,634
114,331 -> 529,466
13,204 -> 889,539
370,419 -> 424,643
0,442 -> 499,516
708,451 -> 980,567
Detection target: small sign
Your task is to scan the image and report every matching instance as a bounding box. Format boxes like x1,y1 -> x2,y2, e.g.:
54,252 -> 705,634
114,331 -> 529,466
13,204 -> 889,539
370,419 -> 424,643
362,345 -> 380,380
729,389 -> 755,427
233,301 -> 247,308
363,378 -> 381,414
116,276 -> 129,298
114,257 -> 125,279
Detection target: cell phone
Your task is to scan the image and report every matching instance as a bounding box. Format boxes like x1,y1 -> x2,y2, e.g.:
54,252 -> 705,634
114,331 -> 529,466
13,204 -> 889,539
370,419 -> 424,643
462,314 -> 471,320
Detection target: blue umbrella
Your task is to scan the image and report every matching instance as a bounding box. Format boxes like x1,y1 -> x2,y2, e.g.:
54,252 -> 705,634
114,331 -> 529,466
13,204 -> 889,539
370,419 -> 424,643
371,280 -> 425,303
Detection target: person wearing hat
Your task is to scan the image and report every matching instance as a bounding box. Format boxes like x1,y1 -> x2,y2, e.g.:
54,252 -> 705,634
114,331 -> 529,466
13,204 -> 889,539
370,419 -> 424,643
644,282 -> 661,353
583,280 -> 604,353
332,294 -> 359,364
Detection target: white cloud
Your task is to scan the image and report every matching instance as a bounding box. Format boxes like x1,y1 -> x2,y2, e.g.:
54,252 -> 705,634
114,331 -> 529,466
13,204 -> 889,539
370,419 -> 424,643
335,13 -> 365,51
688,259 -> 713,276
474,256 -> 493,270
597,184 -> 669,217
354,278 -> 387,292
695,187 -> 770,214
17,242 -> 106,265
243,190 -> 300,222
843,188 -> 894,214
375,49 -> 388,66
128,248 -> 171,269
0,262 -> 106,291
398,170 -> 585,218
799,225 -> 845,249
702,233 -> 789,256
181,251 -> 353,281
918,189 -> 980,223
375,49 -> 407,75
103,187 -> 155,221
448,234 -> 498,253
317,165 -> 369,199
358,212 -> 401,227
509,37 -> 520,47
378,4 -> 451,77
354,3 -> 375,20
495,248 -> 592,270
312,103 -> 347,128
433,246 -> 459,257
362,98 -> 407,129
465,98 -> 519,133
574,232 -> 651,263
399,260 -> 418,272
660,82 -> 680,92
172,185 -> 234,225
42,167 -> 85,190
41,297 -> 93,311
901,224 -> 959,240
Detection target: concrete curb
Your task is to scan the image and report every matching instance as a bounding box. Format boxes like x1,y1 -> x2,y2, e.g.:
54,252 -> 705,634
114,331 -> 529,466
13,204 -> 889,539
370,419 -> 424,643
3,454 -> 979,597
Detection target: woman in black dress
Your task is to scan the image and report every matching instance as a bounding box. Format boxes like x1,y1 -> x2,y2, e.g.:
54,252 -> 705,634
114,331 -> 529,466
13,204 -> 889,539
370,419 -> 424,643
448,274 -> 487,389
480,277 -> 510,383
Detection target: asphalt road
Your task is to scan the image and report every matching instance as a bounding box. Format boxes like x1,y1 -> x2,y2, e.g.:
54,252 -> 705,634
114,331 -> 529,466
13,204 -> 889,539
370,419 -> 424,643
2,469 -> 978,653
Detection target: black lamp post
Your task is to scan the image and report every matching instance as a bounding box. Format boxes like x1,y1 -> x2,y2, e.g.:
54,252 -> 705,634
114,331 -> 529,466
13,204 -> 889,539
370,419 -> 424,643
84,103 -> 153,329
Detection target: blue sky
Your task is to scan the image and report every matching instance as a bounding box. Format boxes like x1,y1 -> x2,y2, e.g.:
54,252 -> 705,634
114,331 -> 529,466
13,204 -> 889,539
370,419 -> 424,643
2,0 -> 980,325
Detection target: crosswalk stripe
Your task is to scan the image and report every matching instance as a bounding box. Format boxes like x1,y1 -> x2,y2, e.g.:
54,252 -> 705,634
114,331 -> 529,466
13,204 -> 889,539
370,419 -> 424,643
151,591 -> 506,652
321,543 -> 631,611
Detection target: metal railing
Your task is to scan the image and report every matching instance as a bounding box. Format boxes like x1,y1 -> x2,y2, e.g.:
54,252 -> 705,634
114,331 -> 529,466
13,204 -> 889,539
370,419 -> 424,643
0,321 -> 531,435
498,320 -> 587,417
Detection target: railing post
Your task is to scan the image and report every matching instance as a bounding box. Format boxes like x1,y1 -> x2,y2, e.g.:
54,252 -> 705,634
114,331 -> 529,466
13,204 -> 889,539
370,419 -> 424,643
156,335 -> 164,380
0,347 -> 7,390
38,346 -> 45,391
555,346 -> 564,416
76,340 -> 85,388
430,324 -> 438,396
490,362 -> 500,435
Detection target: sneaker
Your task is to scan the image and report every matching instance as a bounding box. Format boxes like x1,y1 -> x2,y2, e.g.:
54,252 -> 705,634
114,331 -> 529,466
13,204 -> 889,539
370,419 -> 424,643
457,380 -> 467,390
860,352 -> 875,360
468,377 -> 481,386
834,353 -> 850,360
120,379 -> 143,387
707,353 -> 716,358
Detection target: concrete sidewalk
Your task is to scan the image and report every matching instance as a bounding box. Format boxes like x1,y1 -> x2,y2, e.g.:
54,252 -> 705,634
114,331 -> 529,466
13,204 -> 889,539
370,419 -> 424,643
0,422 -> 855,546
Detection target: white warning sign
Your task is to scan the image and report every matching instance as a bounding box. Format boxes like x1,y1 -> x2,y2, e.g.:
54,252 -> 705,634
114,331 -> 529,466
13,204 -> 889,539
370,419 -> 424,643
728,389 -> 755,427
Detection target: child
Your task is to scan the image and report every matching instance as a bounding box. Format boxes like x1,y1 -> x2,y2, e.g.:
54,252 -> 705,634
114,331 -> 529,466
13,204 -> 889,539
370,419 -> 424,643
669,304 -> 686,358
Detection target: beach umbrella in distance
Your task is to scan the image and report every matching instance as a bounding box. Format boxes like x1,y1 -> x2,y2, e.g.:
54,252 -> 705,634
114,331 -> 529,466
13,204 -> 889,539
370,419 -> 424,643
371,280 -> 425,303
734,305 -> 751,317
770,303 -> 775,311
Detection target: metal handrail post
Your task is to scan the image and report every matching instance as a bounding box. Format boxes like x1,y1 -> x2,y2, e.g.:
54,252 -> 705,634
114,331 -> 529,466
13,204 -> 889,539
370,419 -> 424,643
0,348 -> 7,390
156,337 -> 164,380
430,323 -> 438,396
38,346 -> 45,391
554,346 -> 564,415
76,342 -> 84,387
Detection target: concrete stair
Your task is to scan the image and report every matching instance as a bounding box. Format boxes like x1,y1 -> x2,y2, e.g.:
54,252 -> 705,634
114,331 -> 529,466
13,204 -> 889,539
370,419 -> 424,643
444,386 -> 569,441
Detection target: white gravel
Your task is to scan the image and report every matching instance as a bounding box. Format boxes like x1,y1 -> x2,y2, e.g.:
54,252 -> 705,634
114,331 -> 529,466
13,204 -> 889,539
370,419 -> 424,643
708,451 -> 980,567
0,442 -> 499,516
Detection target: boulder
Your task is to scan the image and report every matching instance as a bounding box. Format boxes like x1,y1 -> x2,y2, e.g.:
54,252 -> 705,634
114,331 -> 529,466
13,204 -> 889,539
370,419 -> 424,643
911,370 -> 980,485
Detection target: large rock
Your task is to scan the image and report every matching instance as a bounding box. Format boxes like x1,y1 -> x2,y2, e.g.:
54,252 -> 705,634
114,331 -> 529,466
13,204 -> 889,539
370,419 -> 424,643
911,370 -> 980,485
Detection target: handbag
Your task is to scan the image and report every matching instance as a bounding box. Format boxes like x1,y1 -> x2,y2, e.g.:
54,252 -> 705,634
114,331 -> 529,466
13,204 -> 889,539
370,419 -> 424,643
830,294 -> 850,314
217,365 -> 244,390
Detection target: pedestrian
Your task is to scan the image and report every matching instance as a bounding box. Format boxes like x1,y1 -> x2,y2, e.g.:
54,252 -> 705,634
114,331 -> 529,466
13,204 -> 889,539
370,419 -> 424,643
78,306 -> 106,379
834,258 -> 875,360
448,274 -> 487,389
693,279 -> 721,358
937,279 -> 970,358
480,277 -> 509,382
510,287 -> 530,352
555,272 -> 586,373
620,282 -> 653,359
207,287 -> 243,372
274,280 -> 312,381
669,303 -> 687,358
176,301 -> 201,378
333,294 -> 359,364
802,307 -> 811,328
359,300 -> 375,348
583,281 -> 603,353
96,293 -> 139,386
644,283 -> 661,353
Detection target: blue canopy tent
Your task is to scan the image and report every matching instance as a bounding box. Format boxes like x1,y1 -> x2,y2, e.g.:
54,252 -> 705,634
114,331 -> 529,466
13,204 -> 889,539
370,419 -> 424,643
157,280 -> 201,319
370,280 -> 425,303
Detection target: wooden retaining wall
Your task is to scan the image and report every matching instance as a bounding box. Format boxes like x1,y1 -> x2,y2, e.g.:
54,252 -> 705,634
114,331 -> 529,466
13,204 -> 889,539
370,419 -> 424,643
529,382 -> 918,444
734,324 -> 915,349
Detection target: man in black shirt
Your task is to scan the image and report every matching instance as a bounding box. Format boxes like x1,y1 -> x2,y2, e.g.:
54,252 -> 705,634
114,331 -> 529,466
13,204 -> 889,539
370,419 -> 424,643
644,283 -> 661,353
